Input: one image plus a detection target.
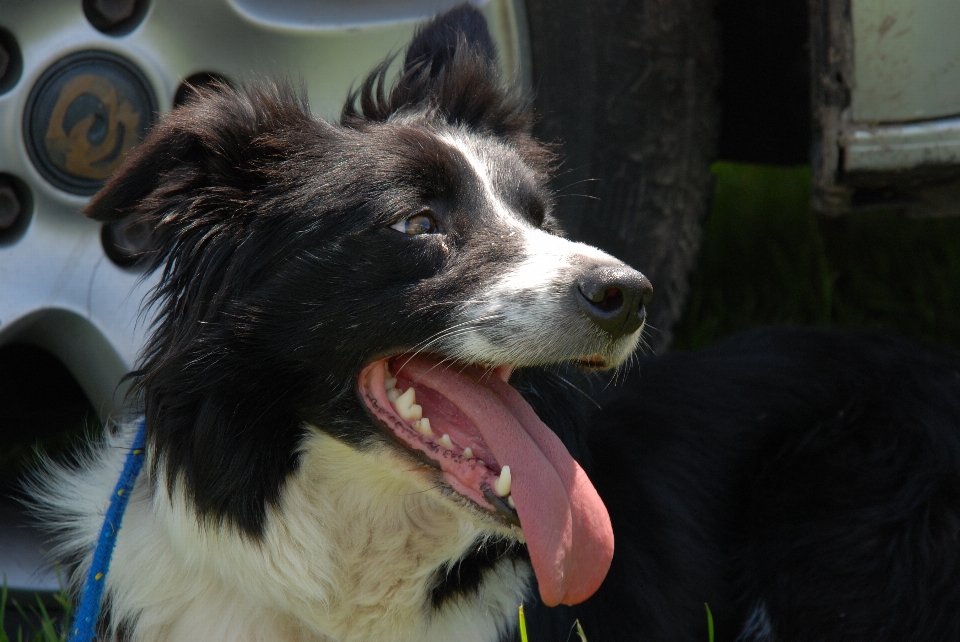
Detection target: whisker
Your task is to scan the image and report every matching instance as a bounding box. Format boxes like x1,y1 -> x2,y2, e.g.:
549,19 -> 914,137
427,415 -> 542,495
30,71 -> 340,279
548,371 -> 601,409
427,354 -> 464,376
401,314 -> 502,357
556,177 -> 600,192
408,298 -> 494,312
396,316 -> 505,371
554,193 -> 601,201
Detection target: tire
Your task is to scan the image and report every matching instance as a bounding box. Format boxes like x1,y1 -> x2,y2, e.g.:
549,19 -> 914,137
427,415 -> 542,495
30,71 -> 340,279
525,0 -> 721,351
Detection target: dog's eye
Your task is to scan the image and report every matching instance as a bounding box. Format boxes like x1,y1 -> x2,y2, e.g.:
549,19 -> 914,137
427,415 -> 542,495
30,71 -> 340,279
390,211 -> 438,235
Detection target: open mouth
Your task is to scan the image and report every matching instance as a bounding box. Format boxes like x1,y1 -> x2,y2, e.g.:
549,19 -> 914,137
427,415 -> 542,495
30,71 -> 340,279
360,357 -> 519,525
358,353 -> 615,607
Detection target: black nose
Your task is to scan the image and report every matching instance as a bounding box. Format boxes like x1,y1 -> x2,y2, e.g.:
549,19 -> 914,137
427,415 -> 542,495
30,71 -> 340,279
576,266 -> 653,339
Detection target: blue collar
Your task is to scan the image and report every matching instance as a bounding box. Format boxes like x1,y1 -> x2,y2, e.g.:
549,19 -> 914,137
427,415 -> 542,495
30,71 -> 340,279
68,418 -> 147,642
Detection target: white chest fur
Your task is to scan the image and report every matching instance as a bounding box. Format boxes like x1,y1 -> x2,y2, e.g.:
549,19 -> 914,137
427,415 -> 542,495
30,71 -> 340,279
34,424 -> 530,642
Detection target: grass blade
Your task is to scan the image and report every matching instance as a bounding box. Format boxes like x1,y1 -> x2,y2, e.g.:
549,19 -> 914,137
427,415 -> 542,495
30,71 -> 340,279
518,604 -> 529,642
705,603 -> 715,642
572,619 -> 587,642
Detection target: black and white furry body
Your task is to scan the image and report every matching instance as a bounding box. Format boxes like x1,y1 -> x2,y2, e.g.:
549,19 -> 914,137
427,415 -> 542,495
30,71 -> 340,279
30,6 -> 960,642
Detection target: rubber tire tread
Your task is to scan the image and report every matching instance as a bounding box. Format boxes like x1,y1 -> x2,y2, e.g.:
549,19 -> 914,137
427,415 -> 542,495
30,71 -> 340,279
525,0 -> 721,351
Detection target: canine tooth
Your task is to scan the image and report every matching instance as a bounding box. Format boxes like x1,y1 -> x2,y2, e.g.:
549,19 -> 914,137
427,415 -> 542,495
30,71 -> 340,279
439,434 -> 453,449
394,387 -> 416,415
403,403 -> 423,421
462,447 -> 474,459
387,388 -> 400,402
507,495 -> 516,509
494,466 -> 512,497
385,377 -> 397,390
476,460 -> 485,467
415,418 -> 433,436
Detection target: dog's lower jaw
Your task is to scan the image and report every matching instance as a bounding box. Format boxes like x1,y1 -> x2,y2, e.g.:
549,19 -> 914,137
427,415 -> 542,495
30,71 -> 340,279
58,423 -> 529,642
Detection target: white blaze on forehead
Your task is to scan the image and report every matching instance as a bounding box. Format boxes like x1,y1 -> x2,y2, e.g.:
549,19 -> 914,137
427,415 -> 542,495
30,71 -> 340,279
436,129 -> 617,274
435,130 -> 641,366
438,132 -> 517,221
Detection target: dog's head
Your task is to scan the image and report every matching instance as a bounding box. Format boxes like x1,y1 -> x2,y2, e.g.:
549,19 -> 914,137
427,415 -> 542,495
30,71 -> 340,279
85,5 -> 650,608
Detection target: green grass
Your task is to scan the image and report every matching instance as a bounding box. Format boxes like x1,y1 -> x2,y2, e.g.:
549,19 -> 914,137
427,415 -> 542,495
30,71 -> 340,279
674,162 -> 960,351
517,604 -> 588,642
0,413 -> 98,495
705,603 -> 714,642
0,583 -> 69,642
572,620 -> 587,642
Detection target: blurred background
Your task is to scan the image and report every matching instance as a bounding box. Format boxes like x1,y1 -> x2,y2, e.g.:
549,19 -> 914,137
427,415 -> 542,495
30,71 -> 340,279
675,163 -> 960,352
4,0 -> 960,637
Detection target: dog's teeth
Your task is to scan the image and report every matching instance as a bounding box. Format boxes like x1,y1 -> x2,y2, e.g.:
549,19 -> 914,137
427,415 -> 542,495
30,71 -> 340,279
494,466 -> 512,497
439,434 -> 453,449
396,386 -> 416,406
414,417 -> 433,436
462,447 -> 474,459
391,388 -> 419,420
507,495 -> 516,509
476,460 -> 485,468
405,404 -> 423,421
394,387 -> 416,415
385,377 -> 397,390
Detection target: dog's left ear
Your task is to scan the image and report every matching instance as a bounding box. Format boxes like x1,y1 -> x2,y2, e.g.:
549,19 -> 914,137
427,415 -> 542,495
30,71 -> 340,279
342,3 -> 529,135
401,4 -> 497,78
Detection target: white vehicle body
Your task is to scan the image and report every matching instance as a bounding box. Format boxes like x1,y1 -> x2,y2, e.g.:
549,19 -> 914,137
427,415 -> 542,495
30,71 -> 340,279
812,0 -> 960,214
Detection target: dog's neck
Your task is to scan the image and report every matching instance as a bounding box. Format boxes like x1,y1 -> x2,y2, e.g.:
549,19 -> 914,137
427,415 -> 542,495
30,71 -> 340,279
104,427 -> 529,642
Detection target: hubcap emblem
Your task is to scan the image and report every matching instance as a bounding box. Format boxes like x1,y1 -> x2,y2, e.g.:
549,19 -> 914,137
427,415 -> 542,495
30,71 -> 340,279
24,51 -> 156,195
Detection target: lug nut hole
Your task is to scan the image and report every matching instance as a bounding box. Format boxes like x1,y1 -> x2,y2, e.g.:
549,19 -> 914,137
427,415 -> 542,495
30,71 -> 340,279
173,72 -> 233,109
0,174 -> 33,246
83,0 -> 151,36
101,217 -> 150,268
0,27 -> 23,95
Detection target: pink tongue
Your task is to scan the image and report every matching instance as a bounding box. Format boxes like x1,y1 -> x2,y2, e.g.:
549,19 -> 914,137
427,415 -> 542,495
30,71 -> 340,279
399,358 -> 614,606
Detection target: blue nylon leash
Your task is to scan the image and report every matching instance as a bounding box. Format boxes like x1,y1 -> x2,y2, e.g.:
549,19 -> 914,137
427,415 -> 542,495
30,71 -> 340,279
68,418 -> 147,642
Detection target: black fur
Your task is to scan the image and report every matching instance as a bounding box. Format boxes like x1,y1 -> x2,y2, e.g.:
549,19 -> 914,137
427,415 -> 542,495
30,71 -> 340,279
79,4 -> 960,640
520,328 -> 960,641
430,537 -> 526,610
340,5 -> 531,141
83,6 -> 554,535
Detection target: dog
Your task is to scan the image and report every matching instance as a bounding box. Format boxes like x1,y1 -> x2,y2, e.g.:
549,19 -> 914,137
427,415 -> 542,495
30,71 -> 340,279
30,5 -> 960,642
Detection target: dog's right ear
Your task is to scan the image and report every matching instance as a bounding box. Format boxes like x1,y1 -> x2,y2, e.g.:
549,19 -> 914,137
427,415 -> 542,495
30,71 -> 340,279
84,117 -> 195,224
83,81 -> 323,282
84,81 -> 315,229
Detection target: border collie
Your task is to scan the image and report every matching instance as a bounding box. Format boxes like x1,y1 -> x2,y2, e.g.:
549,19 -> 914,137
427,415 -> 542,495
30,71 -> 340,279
31,5 -> 960,642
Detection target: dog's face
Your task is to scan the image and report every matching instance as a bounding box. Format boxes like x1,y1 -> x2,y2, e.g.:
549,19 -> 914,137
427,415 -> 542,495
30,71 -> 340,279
84,5 -> 650,625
